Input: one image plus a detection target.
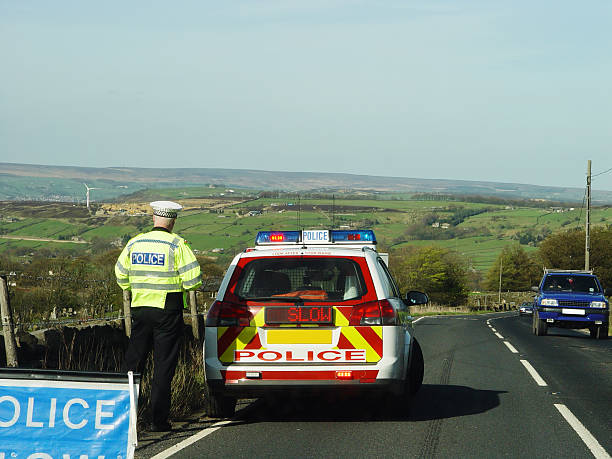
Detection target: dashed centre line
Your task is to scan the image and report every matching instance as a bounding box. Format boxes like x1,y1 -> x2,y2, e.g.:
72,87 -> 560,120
554,404 -> 611,459
486,316 -> 609,458
520,359 -> 548,386
503,341 -> 519,353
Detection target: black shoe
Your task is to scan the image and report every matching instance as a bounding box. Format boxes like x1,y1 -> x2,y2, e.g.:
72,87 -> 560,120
149,421 -> 172,432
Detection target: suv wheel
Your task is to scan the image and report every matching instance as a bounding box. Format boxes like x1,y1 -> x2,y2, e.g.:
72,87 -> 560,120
395,338 -> 424,409
408,338 -> 424,395
204,383 -> 236,418
533,313 -> 547,336
591,323 -> 609,340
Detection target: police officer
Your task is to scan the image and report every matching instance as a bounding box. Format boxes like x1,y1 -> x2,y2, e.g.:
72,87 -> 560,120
115,201 -> 202,432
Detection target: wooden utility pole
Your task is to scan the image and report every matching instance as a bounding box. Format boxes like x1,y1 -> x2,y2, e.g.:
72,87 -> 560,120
585,160 -> 591,271
189,290 -> 200,341
123,290 -> 132,337
0,275 -> 19,367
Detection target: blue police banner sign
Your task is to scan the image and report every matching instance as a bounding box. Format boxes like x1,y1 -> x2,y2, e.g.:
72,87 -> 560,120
0,369 -> 139,459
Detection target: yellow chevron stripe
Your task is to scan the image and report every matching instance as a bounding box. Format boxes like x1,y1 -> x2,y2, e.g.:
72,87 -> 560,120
334,307 -> 349,326
341,327 -> 381,361
220,327 -> 259,362
372,326 -> 383,339
250,308 -> 265,327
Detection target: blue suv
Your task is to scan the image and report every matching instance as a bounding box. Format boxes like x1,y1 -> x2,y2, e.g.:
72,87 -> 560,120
532,269 -> 609,339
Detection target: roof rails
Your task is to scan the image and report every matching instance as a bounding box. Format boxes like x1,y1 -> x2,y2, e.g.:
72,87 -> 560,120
544,268 -> 594,275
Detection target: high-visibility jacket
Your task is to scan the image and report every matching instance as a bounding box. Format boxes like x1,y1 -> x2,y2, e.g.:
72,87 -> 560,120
115,228 -> 202,309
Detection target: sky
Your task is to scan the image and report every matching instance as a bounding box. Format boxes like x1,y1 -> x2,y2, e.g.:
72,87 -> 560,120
1,0 -> 611,189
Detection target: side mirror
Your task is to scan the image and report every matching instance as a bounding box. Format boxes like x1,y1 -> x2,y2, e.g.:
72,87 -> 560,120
405,291 -> 429,306
530,286 -> 540,293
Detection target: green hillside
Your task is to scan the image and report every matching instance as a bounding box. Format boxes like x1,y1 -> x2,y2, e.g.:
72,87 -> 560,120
1,192 -> 610,277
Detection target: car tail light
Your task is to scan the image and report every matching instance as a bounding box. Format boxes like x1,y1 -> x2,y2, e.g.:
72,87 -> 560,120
206,300 -> 252,327
349,300 -> 397,326
379,300 -> 397,325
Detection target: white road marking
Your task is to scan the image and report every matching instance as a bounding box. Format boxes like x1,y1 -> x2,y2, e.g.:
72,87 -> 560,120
151,420 -> 234,459
494,332 -> 504,339
413,317 -> 425,324
503,341 -> 519,353
520,359 -> 547,386
554,404 -> 611,459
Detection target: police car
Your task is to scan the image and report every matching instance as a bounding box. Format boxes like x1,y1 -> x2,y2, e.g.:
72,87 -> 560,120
203,229 -> 427,417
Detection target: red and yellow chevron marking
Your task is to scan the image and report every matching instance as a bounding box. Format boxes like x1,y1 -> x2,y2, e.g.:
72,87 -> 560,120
217,306 -> 383,363
334,307 -> 383,362
218,308 -> 265,362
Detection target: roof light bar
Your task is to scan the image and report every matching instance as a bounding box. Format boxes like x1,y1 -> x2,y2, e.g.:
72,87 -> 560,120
255,231 -> 301,245
330,230 -> 376,244
255,229 -> 376,246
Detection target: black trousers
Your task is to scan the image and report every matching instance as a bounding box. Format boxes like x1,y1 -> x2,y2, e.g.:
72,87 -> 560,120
124,306 -> 184,426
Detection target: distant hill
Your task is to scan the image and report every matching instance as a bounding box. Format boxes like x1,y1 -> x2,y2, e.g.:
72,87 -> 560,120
1,162 -> 611,204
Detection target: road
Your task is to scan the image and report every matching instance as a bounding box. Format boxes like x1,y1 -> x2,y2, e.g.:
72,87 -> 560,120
138,312 -> 612,458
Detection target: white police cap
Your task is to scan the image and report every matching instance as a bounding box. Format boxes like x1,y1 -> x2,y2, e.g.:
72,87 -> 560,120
150,201 -> 183,218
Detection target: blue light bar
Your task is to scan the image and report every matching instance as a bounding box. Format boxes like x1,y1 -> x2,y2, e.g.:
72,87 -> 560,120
330,230 -> 376,244
255,231 -> 301,245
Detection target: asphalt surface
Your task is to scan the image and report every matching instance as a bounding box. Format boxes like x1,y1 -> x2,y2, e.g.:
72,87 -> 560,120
137,312 -> 612,458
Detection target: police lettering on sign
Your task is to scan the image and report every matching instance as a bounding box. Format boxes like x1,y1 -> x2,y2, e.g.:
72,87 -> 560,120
131,252 -> 166,266
302,230 -> 329,243
0,370 -> 138,459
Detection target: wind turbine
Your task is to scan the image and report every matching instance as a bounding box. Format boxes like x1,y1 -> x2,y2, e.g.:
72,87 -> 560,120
83,183 -> 100,210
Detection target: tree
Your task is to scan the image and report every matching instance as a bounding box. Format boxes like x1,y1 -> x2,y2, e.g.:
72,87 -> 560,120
538,227 -> 612,289
485,245 -> 541,291
390,246 -> 469,306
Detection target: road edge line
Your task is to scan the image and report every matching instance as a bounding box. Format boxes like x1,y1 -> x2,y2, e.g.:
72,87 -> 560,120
150,420 -> 234,459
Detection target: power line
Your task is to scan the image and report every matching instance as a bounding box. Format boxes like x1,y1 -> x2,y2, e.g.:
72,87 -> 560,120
592,166 -> 612,179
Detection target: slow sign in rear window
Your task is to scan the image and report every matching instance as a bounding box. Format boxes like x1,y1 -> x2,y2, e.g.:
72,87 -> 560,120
265,306 -> 333,324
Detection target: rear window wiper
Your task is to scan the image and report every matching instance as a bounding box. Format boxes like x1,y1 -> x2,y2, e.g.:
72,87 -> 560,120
241,296 -> 304,303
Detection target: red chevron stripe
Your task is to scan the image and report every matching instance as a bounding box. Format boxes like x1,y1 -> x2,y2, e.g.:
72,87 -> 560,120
336,331 -> 355,350
335,306 -> 352,323
217,326 -> 244,358
355,326 -> 383,356
244,331 -> 262,349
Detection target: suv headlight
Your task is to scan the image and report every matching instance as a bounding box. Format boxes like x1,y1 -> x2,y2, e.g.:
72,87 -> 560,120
590,301 -> 607,308
541,299 -> 558,306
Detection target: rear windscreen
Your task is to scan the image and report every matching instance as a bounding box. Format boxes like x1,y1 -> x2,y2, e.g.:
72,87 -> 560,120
542,275 -> 600,293
235,258 -> 366,301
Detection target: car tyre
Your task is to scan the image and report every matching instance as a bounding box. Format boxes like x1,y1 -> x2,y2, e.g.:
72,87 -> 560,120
533,312 -> 547,336
593,323 -> 609,340
204,383 -> 236,418
408,338 -> 424,395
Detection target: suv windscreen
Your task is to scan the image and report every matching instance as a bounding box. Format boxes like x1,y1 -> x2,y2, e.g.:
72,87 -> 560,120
236,257 -> 366,301
542,275 -> 601,293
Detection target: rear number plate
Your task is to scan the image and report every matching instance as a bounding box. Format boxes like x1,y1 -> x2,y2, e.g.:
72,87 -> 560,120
265,306 -> 333,324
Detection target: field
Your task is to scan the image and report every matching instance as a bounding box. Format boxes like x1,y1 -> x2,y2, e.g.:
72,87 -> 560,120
1,195 -> 610,276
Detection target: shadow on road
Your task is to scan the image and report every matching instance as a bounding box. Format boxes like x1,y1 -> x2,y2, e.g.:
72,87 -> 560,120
235,384 -> 505,424
409,384 -> 505,422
